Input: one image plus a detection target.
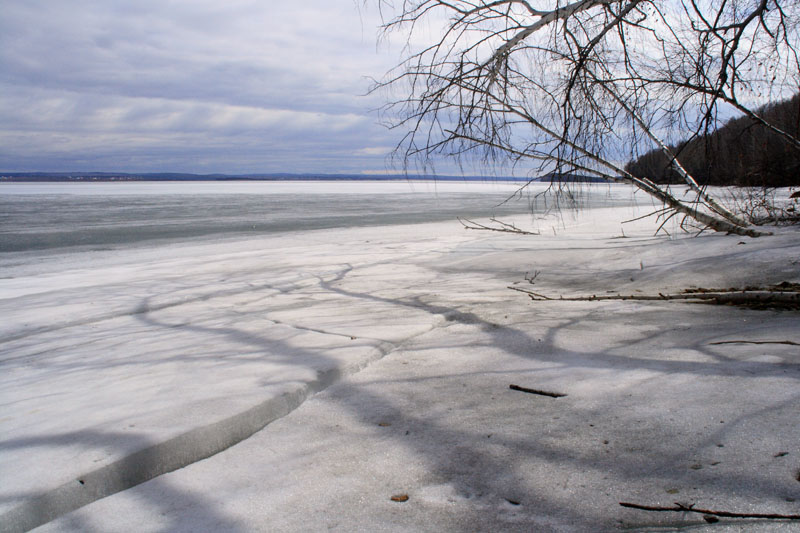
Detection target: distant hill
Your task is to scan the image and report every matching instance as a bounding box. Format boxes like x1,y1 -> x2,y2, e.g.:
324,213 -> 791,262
625,93 -> 800,186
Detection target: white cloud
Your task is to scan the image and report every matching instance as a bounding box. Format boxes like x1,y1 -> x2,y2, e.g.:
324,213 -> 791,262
353,146 -> 393,157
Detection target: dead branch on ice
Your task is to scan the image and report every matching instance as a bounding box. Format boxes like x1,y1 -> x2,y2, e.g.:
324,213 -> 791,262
458,217 -> 540,235
708,340 -> 800,346
620,501 -> 800,520
508,287 -> 800,307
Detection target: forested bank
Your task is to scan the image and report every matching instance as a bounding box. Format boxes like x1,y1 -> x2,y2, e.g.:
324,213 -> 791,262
626,93 -> 800,187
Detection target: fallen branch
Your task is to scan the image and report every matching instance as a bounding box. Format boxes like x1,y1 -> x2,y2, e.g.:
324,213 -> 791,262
709,340 -> 800,346
509,384 -> 566,398
459,217 -> 540,235
619,501 -> 800,520
508,286 -> 552,299
508,287 -> 800,307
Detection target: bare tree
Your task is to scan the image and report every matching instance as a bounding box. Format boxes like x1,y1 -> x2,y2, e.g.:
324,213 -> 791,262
374,0 -> 800,237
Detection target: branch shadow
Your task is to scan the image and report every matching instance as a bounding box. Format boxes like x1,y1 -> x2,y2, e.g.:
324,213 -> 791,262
6,257 -> 799,530
0,430 -> 246,532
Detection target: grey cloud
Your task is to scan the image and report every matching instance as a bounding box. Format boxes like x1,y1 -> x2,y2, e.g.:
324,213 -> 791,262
0,0 -> 416,173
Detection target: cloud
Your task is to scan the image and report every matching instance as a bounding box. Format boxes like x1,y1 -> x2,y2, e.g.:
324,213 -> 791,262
353,146 -> 393,157
0,0 -> 415,173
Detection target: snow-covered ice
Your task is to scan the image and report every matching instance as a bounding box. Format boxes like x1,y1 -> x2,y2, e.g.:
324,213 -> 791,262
1,195 -> 799,532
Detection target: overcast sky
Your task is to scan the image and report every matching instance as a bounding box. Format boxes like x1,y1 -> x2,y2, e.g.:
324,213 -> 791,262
0,1 -> 425,174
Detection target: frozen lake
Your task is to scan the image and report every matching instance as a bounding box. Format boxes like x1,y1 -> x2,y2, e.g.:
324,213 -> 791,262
2,182 -> 798,532
0,181 -> 637,254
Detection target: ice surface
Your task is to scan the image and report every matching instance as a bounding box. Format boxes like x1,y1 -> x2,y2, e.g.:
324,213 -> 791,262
0,180 -> 530,196
2,197 -> 799,532
2,181 -> 571,254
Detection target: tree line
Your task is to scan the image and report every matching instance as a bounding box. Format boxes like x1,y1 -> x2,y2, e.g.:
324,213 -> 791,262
626,93 -> 800,187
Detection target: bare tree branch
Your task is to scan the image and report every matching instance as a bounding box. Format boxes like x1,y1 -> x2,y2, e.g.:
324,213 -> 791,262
374,1 -> 799,237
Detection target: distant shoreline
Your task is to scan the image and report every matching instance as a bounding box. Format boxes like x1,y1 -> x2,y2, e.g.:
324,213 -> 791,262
0,172 -> 605,183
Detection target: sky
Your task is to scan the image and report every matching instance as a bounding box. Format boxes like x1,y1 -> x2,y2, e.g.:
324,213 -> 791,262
0,1 -> 429,175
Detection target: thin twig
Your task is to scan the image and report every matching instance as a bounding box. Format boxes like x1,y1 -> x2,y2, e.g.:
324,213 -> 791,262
620,501 -> 800,520
524,270 -> 540,284
490,217 -> 526,232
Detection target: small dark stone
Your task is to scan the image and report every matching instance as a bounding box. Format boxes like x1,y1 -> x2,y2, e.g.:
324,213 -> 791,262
505,499 -> 521,506
703,515 -> 719,523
